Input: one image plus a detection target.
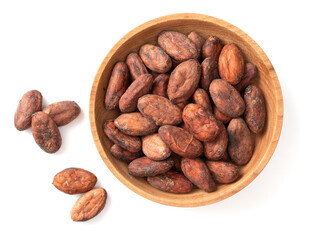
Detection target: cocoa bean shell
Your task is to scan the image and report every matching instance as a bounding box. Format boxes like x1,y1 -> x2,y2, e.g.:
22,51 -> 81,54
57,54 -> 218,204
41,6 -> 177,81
158,31 -> 198,62
104,62 -> 129,110
139,44 -> 172,73
158,125 -> 203,158
43,101 -> 80,126
31,111 -> 62,153
147,171 -> 193,194
70,188 -> 107,221
137,94 -> 182,126
128,156 -> 174,177
53,168 -> 97,194
103,120 -> 141,153
14,90 -> 42,131
181,158 -> 216,193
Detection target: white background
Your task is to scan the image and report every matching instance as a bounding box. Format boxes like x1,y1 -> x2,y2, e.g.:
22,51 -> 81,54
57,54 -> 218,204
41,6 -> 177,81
0,0 -> 315,239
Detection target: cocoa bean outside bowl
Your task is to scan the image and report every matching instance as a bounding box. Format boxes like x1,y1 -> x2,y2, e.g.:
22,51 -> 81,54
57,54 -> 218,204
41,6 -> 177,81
89,13 -> 283,207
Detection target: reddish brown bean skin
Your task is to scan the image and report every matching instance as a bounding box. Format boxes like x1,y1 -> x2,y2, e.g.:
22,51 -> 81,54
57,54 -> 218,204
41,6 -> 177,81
42,101 -> 80,126
128,156 -> 174,177
244,85 -> 266,133
209,79 -> 245,117
192,88 -> 212,112
168,59 -> 201,104
103,120 -> 141,153
126,53 -> 148,81
205,161 -> 239,183
114,112 -> 158,136
200,57 -> 219,91
53,168 -> 97,194
139,44 -> 172,73
183,103 -> 220,142
152,74 -> 169,97
218,43 -> 244,85
158,125 -> 203,158
234,63 -> 257,92
227,118 -> 254,165
104,62 -> 129,110
213,104 -> 232,124
181,158 -> 216,192
171,154 -> 183,172
119,74 -> 153,113
176,101 -> 189,110
142,133 -> 171,161
188,31 -> 205,58
14,90 -> 42,131
31,112 -> 62,153
204,122 -> 228,160
137,94 -> 182,126
202,36 -> 223,62
110,144 -> 143,163
158,31 -> 198,62
147,171 -> 193,194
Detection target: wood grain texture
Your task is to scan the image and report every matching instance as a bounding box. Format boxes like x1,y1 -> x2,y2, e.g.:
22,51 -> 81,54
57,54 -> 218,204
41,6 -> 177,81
89,13 -> 283,207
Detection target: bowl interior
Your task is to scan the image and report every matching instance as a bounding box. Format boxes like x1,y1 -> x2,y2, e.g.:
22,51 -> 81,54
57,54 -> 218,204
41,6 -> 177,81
90,13 -> 283,207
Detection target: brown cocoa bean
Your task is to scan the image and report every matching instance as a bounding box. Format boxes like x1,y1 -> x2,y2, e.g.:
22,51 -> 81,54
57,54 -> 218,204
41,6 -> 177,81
119,74 -> 153,113
227,118 -> 254,165
218,43 -> 244,85
70,188 -> 106,221
14,90 -> 42,131
244,85 -> 266,133
209,79 -> 245,117
151,74 -> 169,97
137,94 -> 182,126
104,62 -> 129,110
204,122 -> 228,160
182,103 -> 220,142
234,63 -> 257,92
139,44 -> 172,73
103,120 -> 141,153
202,36 -> 223,62
200,57 -> 219,91
126,52 -> 148,81
192,88 -> 212,112
188,31 -> 205,58
205,161 -> 239,183
53,168 -> 97,194
110,144 -> 143,163
142,133 -> 171,161
176,101 -> 189,110
42,101 -> 80,126
147,171 -> 193,194
181,158 -> 216,192
213,104 -> 232,124
158,31 -> 198,61
158,125 -> 203,158
128,156 -> 174,177
168,59 -> 201,104
114,112 -> 158,136
31,111 -> 62,153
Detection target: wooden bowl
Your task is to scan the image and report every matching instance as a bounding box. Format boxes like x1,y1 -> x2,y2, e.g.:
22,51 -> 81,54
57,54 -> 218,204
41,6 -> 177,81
89,13 -> 283,207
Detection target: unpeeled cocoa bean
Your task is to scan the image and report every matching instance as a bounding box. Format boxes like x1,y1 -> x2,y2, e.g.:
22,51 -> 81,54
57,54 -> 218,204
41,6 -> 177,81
104,62 -> 129,110
14,90 -> 42,131
181,158 -> 216,192
147,171 -> 193,194
103,120 -> 141,153
31,111 -> 62,153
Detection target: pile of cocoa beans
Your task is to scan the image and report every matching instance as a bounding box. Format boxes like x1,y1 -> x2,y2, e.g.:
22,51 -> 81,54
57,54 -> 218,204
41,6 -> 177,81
14,90 -> 80,153
53,168 -> 107,221
103,30 -> 266,194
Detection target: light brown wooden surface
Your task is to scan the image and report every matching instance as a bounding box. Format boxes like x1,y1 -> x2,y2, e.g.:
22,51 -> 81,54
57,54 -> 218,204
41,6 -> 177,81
89,13 -> 283,207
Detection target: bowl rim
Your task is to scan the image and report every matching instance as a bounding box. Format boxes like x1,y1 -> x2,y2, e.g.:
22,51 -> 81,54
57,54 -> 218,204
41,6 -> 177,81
89,13 -> 284,207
